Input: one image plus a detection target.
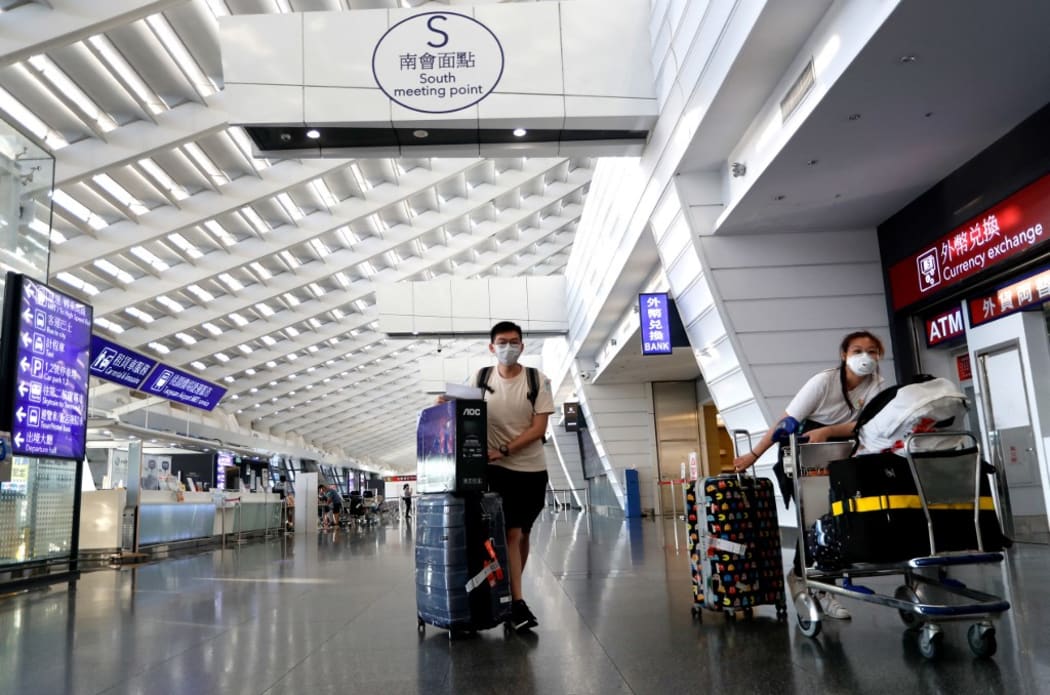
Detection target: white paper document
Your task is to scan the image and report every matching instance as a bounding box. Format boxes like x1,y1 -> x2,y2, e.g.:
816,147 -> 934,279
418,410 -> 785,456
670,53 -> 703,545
443,383 -> 485,400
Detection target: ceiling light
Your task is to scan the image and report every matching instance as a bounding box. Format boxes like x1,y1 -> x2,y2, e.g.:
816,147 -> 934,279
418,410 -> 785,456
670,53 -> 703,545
899,55 -> 917,63
413,130 -> 429,139
306,129 -> 321,139
513,128 -> 527,137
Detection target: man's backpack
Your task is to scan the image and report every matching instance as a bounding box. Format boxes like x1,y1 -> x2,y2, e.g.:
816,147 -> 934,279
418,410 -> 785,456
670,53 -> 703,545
476,366 -> 541,410
475,366 -> 546,443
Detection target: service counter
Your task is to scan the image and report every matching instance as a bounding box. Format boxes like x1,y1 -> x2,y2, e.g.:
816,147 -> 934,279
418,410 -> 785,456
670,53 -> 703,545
140,490 -> 215,546
78,490 -> 284,552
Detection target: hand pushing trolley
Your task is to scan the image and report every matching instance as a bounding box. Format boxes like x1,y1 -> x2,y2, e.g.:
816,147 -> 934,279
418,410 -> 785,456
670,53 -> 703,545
788,431 -> 1010,660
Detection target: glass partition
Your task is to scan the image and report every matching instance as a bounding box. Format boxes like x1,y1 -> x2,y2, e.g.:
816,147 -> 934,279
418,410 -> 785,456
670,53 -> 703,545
0,118 -> 54,296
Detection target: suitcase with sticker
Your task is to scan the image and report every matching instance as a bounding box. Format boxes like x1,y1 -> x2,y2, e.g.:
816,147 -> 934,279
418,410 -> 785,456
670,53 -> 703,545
686,431 -> 787,621
415,492 -> 513,637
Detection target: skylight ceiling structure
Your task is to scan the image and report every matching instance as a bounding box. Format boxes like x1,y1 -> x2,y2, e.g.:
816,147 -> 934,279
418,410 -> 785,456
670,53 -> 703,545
0,0 -> 594,471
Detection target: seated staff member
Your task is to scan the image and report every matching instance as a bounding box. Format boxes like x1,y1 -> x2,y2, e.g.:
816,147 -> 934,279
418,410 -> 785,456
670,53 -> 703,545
733,330 -> 887,620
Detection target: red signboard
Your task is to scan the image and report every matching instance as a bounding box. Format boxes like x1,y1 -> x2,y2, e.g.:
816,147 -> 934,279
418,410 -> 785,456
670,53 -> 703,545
887,173 -> 1050,311
925,306 -> 965,346
956,354 -> 972,382
384,475 -> 417,482
968,264 -> 1050,327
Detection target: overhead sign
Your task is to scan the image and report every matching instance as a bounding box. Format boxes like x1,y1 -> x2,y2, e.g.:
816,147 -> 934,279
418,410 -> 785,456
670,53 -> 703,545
384,475 -> 417,482
372,11 -> 504,114
1,274 -> 92,460
887,173 -> 1050,311
141,364 -> 226,411
925,306 -> 965,347
967,263 -> 1050,327
89,335 -> 158,389
639,293 -> 672,355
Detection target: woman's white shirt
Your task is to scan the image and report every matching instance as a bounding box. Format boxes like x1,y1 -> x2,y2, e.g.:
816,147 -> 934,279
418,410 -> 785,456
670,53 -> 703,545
785,368 -> 884,425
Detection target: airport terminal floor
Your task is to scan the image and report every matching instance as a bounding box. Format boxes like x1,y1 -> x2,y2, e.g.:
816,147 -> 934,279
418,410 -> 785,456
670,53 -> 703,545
0,510 -> 1046,695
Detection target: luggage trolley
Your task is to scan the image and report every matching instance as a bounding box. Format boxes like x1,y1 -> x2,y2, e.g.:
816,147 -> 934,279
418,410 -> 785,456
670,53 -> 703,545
788,431 -> 1010,660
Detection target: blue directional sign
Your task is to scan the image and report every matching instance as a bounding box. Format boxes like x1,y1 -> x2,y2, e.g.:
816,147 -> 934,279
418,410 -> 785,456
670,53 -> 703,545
6,275 -> 93,460
89,335 -> 158,389
639,292 -> 672,355
140,363 -> 226,411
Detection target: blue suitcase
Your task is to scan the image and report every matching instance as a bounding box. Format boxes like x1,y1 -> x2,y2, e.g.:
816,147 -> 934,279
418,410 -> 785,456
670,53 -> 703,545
416,492 -> 512,635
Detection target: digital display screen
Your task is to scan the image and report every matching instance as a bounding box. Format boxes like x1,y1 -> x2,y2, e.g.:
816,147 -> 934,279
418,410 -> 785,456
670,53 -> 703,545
3,275 -> 92,460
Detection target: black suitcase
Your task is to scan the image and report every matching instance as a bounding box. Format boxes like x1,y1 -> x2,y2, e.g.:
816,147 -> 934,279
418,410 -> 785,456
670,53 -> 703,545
828,452 -> 1008,564
416,492 -> 512,635
686,475 -> 787,618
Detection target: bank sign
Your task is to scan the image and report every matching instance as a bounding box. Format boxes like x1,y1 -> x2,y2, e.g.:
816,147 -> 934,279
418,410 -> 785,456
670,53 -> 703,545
640,293 -> 672,355
888,172 -> 1050,311
372,12 -> 504,114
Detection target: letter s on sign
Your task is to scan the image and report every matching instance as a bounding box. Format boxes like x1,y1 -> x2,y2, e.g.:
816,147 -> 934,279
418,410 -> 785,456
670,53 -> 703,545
427,15 -> 449,48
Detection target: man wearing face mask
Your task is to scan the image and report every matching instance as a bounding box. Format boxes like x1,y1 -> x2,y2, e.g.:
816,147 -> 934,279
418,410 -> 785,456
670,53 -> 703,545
732,330 -> 887,620
472,320 -> 555,632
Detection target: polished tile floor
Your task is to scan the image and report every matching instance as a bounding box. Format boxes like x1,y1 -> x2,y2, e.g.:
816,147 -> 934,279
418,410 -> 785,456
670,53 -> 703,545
0,510 -> 1047,695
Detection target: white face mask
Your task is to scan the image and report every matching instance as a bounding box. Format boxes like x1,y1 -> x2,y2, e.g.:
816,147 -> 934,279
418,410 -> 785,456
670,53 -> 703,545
846,353 -> 877,377
494,343 -> 522,366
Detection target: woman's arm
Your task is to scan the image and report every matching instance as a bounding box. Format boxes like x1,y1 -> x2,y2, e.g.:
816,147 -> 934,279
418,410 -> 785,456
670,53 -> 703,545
731,415 -> 787,472
804,420 -> 856,443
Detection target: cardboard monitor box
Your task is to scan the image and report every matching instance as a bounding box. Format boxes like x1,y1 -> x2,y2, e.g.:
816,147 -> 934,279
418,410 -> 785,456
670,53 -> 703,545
416,400 -> 487,494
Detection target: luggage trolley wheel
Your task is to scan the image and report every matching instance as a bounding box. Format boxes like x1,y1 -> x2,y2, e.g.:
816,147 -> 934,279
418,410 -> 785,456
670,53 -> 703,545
795,592 -> 822,638
691,605 -> 702,622
918,624 -> 943,660
894,584 -> 923,631
967,622 -> 997,658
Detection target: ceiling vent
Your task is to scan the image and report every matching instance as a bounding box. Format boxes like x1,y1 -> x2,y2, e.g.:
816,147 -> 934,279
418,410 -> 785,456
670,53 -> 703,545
780,58 -> 815,121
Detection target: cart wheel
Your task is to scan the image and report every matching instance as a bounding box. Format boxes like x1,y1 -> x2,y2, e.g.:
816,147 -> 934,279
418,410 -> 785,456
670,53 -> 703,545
725,609 -> 736,621
919,626 -> 943,660
691,605 -> 702,621
795,593 -> 821,638
776,608 -> 788,622
894,585 -> 923,631
417,617 -> 425,634
967,623 -> 997,658
743,607 -> 754,621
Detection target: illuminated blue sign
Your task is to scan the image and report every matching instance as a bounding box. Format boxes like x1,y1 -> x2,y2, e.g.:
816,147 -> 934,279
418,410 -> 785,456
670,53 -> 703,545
639,292 -> 672,356
141,364 -> 226,412
89,335 -> 157,389
7,276 -> 92,460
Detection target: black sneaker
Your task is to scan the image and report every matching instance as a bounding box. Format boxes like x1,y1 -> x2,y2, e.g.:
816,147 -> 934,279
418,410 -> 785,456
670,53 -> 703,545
510,600 -> 538,632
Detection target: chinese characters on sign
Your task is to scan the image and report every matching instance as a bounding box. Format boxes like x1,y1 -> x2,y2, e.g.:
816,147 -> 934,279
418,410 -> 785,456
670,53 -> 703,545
8,276 -> 92,460
639,293 -> 672,355
141,364 -> 226,411
372,12 -> 504,114
887,172 -> 1050,310
968,264 -> 1050,327
89,335 -> 157,389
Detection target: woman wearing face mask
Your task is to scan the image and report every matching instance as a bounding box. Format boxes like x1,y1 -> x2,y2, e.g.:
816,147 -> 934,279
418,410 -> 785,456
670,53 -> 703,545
732,330 -> 886,620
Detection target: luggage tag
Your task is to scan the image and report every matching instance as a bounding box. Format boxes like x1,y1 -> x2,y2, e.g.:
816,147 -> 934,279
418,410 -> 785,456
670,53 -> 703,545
465,536 -> 505,592
707,536 -> 747,556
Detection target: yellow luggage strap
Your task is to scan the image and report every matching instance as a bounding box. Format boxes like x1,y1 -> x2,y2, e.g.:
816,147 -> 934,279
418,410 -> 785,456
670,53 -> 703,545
831,495 -> 995,516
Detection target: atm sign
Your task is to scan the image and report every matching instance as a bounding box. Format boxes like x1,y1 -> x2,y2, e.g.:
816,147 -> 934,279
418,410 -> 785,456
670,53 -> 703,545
926,306 -> 965,347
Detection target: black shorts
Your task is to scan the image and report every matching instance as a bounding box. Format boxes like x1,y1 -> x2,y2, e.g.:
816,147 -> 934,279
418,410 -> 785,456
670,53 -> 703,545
487,465 -> 548,534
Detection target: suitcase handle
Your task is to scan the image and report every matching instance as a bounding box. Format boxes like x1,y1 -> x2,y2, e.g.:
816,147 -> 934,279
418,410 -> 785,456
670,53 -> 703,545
730,429 -> 758,491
